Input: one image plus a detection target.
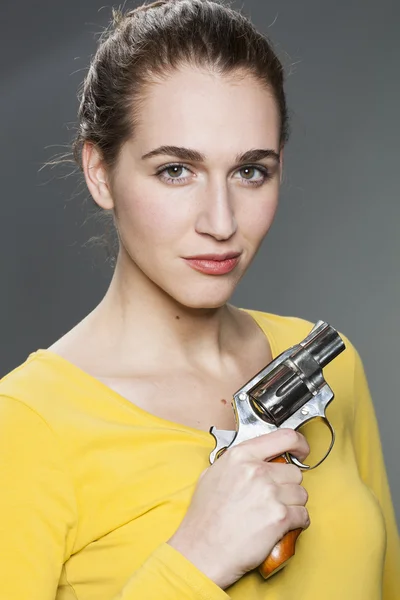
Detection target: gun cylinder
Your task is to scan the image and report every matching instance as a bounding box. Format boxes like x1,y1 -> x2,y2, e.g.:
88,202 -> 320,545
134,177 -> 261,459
250,366 -> 313,427
248,323 -> 345,427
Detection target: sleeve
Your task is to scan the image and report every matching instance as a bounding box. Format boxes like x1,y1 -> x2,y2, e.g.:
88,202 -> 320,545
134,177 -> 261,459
0,394 -> 78,599
0,395 -> 230,600
350,351 -> 400,599
116,543 -> 231,599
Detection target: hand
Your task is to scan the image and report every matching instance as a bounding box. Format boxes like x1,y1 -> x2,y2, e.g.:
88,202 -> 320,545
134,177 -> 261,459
168,428 -> 310,590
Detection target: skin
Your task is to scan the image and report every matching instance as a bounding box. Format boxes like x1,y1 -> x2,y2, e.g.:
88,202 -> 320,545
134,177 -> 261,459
50,64 -> 285,431
49,65 -> 310,587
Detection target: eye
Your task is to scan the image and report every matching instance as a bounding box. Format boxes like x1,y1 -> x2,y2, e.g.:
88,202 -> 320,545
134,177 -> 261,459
234,165 -> 272,187
155,163 -> 273,186
156,164 -> 192,184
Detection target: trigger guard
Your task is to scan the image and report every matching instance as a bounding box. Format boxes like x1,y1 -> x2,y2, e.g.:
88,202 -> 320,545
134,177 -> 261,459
286,416 -> 336,471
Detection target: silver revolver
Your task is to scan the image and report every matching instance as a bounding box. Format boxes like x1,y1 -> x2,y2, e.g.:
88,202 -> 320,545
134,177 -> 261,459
209,320 -> 346,578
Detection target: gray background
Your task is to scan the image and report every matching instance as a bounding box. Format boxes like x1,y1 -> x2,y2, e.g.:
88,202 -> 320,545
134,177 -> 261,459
1,0 -> 398,524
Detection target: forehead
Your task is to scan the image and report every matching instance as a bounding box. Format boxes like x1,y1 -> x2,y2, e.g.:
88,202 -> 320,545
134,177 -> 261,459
131,65 -> 281,156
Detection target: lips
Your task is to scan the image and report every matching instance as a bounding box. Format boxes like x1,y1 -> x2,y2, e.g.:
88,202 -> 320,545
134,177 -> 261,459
184,252 -> 241,261
183,252 -> 241,275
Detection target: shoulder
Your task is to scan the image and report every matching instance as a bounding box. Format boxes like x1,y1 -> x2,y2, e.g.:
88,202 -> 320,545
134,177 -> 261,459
242,307 -> 360,378
243,309 -> 368,424
0,350 -> 72,421
244,308 -> 315,341
0,355 -> 65,466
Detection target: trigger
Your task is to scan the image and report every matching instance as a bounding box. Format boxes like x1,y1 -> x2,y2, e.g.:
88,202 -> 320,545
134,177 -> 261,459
287,417 -> 336,471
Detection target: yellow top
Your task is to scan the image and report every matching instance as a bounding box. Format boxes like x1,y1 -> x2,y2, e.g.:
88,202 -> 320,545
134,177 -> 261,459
0,310 -> 398,600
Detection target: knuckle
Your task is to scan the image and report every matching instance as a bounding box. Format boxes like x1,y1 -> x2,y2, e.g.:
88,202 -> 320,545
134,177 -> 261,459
274,504 -> 289,525
295,429 -> 306,441
301,487 -> 309,504
287,464 -> 303,483
227,445 -> 245,463
280,428 -> 298,444
249,460 -> 269,481
264,482 -> 278,500
294,429 -> 308,448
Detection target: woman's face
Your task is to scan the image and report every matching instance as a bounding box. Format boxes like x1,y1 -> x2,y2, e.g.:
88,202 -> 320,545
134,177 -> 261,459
91,65 -> 282,309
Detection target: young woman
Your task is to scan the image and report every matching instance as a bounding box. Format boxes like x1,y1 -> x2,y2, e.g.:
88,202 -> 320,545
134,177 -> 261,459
0,1 -> 398,598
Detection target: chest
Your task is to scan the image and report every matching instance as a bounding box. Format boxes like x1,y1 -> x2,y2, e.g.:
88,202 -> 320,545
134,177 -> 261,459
63,419 -> 387,600
97,370 -> 247,432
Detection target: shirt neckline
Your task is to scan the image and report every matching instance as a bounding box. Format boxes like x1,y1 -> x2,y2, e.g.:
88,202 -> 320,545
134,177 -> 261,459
31,308 -> 278,439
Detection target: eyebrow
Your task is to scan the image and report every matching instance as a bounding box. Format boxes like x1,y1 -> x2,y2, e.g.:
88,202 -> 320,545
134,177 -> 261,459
141,145 -> 280,164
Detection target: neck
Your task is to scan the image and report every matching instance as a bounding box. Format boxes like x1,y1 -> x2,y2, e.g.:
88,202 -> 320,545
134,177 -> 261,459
84,252 -> 241,372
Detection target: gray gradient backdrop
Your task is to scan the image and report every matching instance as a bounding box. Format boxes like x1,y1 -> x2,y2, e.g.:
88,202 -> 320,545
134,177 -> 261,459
1,0 -> 399,524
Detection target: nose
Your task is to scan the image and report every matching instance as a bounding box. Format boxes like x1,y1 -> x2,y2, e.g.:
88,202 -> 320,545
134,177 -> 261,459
195,180 -> 237,241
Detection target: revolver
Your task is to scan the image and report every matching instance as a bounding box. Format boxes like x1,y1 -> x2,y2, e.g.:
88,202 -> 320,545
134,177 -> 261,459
209,320 -> 346,579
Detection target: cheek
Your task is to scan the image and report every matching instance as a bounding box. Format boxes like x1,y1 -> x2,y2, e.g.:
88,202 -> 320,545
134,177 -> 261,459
238,191 -> 279,243
116,188 -> 190,244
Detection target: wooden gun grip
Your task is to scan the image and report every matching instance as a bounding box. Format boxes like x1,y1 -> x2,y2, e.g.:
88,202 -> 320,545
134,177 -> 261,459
258,456 -> 303,579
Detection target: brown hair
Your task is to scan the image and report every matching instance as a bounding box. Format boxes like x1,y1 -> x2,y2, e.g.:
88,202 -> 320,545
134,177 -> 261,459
73,0 -> 289,179
50,0 -> 290,263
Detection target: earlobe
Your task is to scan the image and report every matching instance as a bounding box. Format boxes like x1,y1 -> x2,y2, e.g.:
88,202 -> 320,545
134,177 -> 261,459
82,142 -> 115,210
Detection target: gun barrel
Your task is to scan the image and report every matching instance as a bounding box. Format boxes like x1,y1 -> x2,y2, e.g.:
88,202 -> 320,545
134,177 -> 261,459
302,321 -> 345,368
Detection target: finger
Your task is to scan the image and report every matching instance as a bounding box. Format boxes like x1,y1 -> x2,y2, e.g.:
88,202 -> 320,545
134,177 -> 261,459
286,505 -> 310,531
276,483 -> 308,507
265,462 -> 303,485
234,429 -> 310,463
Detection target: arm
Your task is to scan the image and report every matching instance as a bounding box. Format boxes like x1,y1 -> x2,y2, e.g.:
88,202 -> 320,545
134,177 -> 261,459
116,543 -> 230,599
350,350 -> 400,599
0,395 -> 77,599
0,395 -> 229,600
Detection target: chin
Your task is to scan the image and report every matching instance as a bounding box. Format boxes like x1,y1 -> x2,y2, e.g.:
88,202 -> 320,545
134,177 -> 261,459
180,297 -> 229,310
171,281 -> 238,310
148,261 -> 245,309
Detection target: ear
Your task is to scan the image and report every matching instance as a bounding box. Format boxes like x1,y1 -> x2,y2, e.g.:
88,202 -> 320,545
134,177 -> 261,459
279,147 -> 284,184
82,142 -> 114,210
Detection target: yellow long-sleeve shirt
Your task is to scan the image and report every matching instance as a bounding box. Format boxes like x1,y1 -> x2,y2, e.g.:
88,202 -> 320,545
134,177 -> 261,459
0,310 -> 398,599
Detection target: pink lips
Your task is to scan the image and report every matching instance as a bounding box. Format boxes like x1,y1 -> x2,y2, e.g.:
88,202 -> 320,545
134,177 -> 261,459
183,252 -> 241,275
